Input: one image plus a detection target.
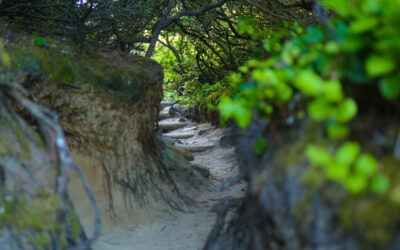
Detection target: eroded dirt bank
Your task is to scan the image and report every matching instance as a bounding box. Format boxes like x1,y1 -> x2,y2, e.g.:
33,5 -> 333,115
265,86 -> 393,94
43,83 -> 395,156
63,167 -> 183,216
3,28 -> 203,246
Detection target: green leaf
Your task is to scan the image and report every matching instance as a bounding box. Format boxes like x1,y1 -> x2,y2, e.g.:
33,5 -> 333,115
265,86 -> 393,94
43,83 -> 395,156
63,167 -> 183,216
218,96 -> 237,117
236,108 -> 252,128
33,38 -> 46,46
355,154 -> 378,176
238,66 -> 249,73
273,43 -> 282,52
323,79 -> 343,102
343,37 -> 366,51
335,98 -> 358,123
218,97 -> 252,128
238,16 -> 259,35
345,174 -> 368,194
321,0 -> 351,16
325,41 -> 340,54
276,82 -> 293,102
263,39 -> 272,52
327,123 -> 350,139
361,0 -> 380,13
304,26 -> 324,44
326,163 -> 350,181
238,16 -> 259,25
294,71 -> 323,96
305,145 -> 333,167
307,99 -> 333,122
281,42 -> 300,65
254,137 -> 267,155
379,75 -> 400,100
252,69 -> 278,86
366,54 -> 396,77
239,25 -> 254,35
350,17 -> 378,33
370,174 -> 390,195
335,141 -> 360,166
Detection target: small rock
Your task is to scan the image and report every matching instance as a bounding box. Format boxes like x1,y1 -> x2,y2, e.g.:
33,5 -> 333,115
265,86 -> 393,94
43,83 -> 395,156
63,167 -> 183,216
163,131 -> 195,139
174,139 -> 183,144
161,148 -> 196,179
169,106 -> 178,115
198,129 -> 208,136
159,110 -> 171,119
179,118 -> 186,122
158,121 -> 188,131
161,100 -> 175,108
173,103 -> 185,112
176,144 -> 216,152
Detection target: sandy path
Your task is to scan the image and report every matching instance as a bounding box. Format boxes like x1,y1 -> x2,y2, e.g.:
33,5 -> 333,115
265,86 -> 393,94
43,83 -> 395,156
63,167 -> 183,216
90,119 -> 244,250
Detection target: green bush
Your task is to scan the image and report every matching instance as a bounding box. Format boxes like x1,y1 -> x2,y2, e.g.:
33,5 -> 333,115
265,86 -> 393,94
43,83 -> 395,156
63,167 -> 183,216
218,0 -> 400,196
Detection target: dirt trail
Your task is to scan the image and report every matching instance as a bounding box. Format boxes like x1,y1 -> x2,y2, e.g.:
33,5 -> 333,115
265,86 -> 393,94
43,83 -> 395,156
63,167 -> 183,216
87,103 -> 245,250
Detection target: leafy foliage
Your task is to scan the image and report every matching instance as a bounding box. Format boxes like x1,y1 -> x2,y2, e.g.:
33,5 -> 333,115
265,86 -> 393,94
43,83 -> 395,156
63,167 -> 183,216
152,1 -> 315,106
218,0 -> 400,196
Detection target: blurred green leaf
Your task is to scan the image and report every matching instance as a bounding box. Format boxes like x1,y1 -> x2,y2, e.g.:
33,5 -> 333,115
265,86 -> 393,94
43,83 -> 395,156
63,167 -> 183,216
321,0 -> 351,16
294,71 -> 323,96
304,26 -> 324,44
335,98 -> 358,123
263,39 -> 272,52
325,41 -> 340,54
370,174 -> 390,194
322,79 -> 343,102
308,99 -> 333,122
379,75 -> 400,100
218,97 -> 252,128
33,38 -> 46,46
350,17 -> 378,33
335,141 -> 360,166
366,54 -> 396,77
355,154 -> 378,176
254,137 -> 267,155
326,162 -> 350,181
252,69 -> 278,86
238,16 -> 259,35
327,123 -> 350,139
305,145 -> 333,166
343,37 -> 366,51
345,174 -> 368,194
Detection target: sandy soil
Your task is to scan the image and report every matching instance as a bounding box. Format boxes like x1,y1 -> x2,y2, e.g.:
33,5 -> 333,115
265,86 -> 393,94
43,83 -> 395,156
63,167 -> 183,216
77,119 -> 245,250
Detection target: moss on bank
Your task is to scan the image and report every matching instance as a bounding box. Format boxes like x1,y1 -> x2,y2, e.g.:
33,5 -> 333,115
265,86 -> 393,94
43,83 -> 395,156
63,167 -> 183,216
6,34 -> 158,102
0,114 -> 83,249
